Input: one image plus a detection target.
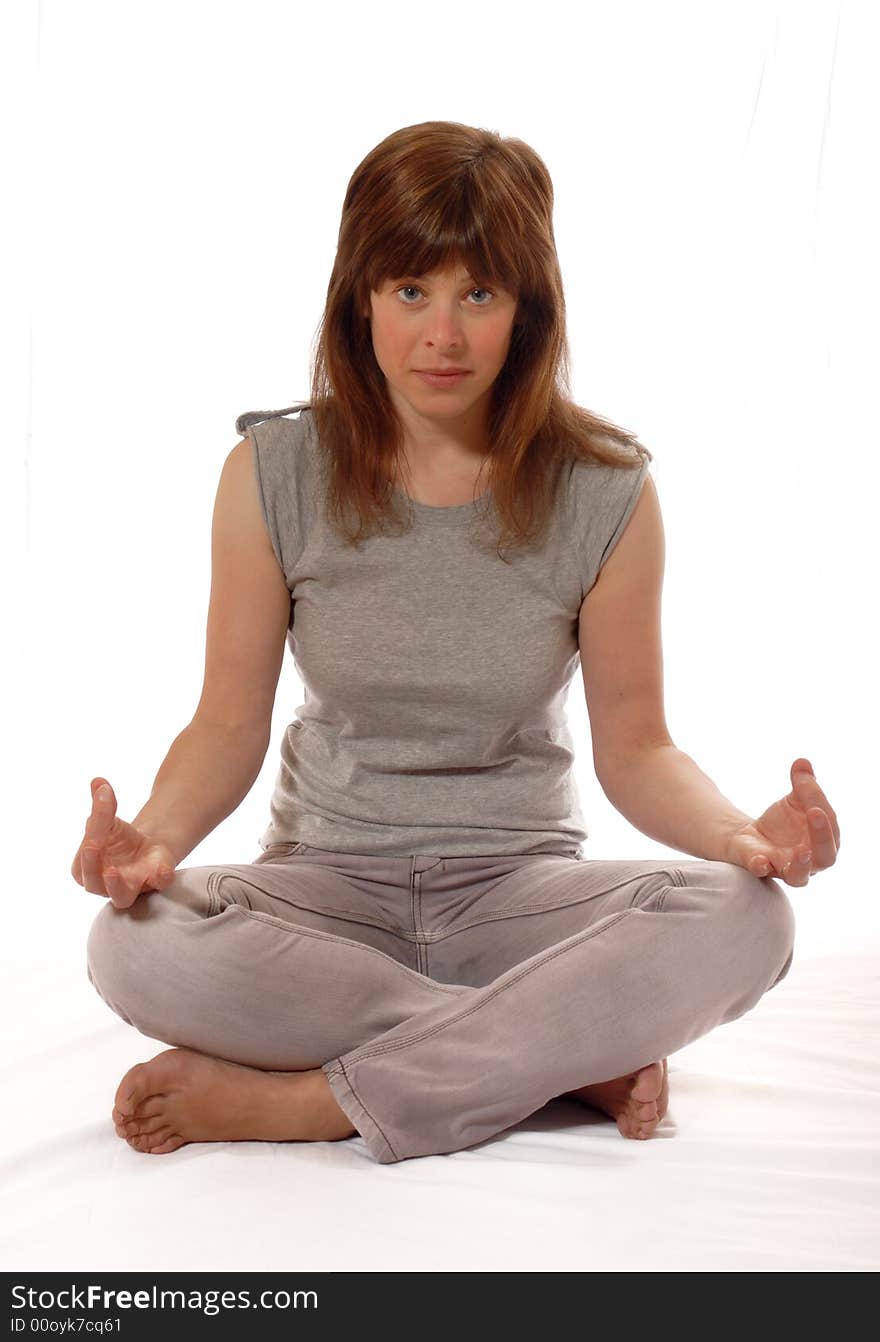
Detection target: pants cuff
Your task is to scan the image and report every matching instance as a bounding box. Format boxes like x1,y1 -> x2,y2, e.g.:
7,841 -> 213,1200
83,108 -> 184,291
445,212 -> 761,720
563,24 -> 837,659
322,1059 -> 400,1165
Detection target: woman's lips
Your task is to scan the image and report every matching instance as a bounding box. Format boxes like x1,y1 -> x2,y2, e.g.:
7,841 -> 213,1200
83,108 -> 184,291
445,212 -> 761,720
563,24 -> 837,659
414,370 -> 471,388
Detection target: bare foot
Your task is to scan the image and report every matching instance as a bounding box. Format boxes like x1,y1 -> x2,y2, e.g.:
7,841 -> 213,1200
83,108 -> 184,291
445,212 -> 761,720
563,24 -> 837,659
111,1046 -> 357,1155
562,1058 -> 669,1140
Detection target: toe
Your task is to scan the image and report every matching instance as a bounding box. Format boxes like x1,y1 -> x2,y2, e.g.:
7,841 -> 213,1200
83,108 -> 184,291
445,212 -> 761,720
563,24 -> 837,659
630,1061 -> 664,1104
128,1096 -> 167,1121
146,1134 -> 186,1155
114,1061 -> 151,1118
626,1100 -> 658,1138
113,1096 -> 164,1127
124,1114 -> 171,1139
128,1125 -> 175,1153
114,1048 -> 183,1118
116,1047 -> 185,1107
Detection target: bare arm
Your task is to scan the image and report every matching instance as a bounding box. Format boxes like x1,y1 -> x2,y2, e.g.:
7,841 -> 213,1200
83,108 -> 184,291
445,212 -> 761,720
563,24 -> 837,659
128,434 -> 289,863
579,473 -> 751,861
84,431 -> 290,885
130,719 -> 270,865
596,743 -> 753,862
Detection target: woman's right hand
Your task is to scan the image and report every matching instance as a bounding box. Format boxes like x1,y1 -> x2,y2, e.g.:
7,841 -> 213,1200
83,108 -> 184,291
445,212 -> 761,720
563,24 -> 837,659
71,778 -> 179,909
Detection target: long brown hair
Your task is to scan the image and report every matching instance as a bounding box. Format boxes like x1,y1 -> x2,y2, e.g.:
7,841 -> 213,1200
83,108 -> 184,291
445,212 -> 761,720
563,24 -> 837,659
285,120 -> 652,561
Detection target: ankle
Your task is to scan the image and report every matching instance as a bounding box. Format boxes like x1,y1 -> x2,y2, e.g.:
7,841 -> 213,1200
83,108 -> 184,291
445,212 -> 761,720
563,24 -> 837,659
304,1068 -> 357,1140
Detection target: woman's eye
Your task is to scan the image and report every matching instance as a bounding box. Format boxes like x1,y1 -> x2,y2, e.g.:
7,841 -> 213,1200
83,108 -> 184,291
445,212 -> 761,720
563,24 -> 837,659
395,285 -> 494,306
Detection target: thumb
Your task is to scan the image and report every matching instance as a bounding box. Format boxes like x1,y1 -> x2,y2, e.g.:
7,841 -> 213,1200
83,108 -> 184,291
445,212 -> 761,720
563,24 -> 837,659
745,845 -> 783,878
728,831 -> 776,878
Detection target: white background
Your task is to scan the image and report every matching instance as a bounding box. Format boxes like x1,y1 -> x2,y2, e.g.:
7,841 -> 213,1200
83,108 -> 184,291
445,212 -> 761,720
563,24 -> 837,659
3,0 -> 875,971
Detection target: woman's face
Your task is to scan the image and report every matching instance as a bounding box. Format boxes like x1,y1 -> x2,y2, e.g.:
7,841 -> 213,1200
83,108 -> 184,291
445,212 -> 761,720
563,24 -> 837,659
365,263 -> 519,432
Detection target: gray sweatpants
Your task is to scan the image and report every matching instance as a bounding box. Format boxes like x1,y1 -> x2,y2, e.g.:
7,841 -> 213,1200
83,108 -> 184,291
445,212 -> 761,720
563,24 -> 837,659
85,843 -> 796,1164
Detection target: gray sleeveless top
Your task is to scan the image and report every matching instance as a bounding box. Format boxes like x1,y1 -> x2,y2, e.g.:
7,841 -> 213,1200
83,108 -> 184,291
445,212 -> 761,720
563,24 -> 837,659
235,405 -> 651,858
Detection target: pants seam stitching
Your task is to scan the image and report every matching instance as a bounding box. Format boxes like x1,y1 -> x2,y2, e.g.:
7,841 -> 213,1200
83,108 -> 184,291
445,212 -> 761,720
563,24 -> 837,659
337,1057 -> 400,1162
205,871 -> 221,917
340,907 -> 635,1065
220,901 -> 463,995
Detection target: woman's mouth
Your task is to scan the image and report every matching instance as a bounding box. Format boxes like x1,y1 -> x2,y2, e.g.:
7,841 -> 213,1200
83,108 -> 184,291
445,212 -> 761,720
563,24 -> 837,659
414,370 -> 471,388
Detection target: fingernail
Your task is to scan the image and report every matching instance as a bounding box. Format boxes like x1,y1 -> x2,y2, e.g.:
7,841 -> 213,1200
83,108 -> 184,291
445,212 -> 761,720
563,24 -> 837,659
809,812 -> 824,828
98,785 -> 111,799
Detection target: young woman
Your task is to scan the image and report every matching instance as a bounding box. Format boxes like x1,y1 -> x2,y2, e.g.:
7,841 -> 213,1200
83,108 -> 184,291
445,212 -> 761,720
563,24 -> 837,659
77,121 -> 838,1164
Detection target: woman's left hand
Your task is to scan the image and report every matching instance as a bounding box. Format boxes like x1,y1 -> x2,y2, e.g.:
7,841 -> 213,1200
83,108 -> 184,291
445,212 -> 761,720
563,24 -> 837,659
723,758 -> 840,887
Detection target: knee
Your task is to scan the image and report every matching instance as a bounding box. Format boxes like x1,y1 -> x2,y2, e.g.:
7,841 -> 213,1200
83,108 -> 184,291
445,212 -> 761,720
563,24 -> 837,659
701,860 -> 796,992
85,866 -> 213,1024
86,899 -> 141,1023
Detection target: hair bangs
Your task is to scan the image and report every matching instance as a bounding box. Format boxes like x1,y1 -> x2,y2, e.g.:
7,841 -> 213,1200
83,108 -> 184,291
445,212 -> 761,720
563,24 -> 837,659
363,188 -> 521,300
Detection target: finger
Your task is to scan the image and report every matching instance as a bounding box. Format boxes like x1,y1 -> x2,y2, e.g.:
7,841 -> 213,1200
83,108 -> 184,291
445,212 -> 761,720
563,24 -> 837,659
104,867 -> 136,908
782,848 -> 814,887
91,778 -> 114,810
751,850 -> 810,885
805,807 -> 838,871
791,760 -> 840,849
92,781 -> 115,816
80,784 -> 113,892
85,784 -> 116,845
750,850 -> 786,879
80,843 -> 109,896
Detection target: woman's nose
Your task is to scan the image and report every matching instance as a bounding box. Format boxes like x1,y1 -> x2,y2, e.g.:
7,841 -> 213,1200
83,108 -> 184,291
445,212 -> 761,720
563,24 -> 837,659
424,311 -> 465,345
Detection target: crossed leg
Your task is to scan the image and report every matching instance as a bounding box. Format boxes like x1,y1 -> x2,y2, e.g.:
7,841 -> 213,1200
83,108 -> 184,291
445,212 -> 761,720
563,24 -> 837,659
91,858 -> 799,1164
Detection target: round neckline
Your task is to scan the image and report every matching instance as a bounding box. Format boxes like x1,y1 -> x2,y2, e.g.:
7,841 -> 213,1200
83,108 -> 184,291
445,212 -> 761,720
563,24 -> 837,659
392,483 -> 493,526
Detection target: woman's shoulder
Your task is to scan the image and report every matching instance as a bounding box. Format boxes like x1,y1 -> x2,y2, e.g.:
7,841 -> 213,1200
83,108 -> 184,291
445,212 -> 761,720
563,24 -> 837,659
565,442 -> 651,507
234,403 -> 319,508
235,404 -> 317,472
234,402 -> 312,439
